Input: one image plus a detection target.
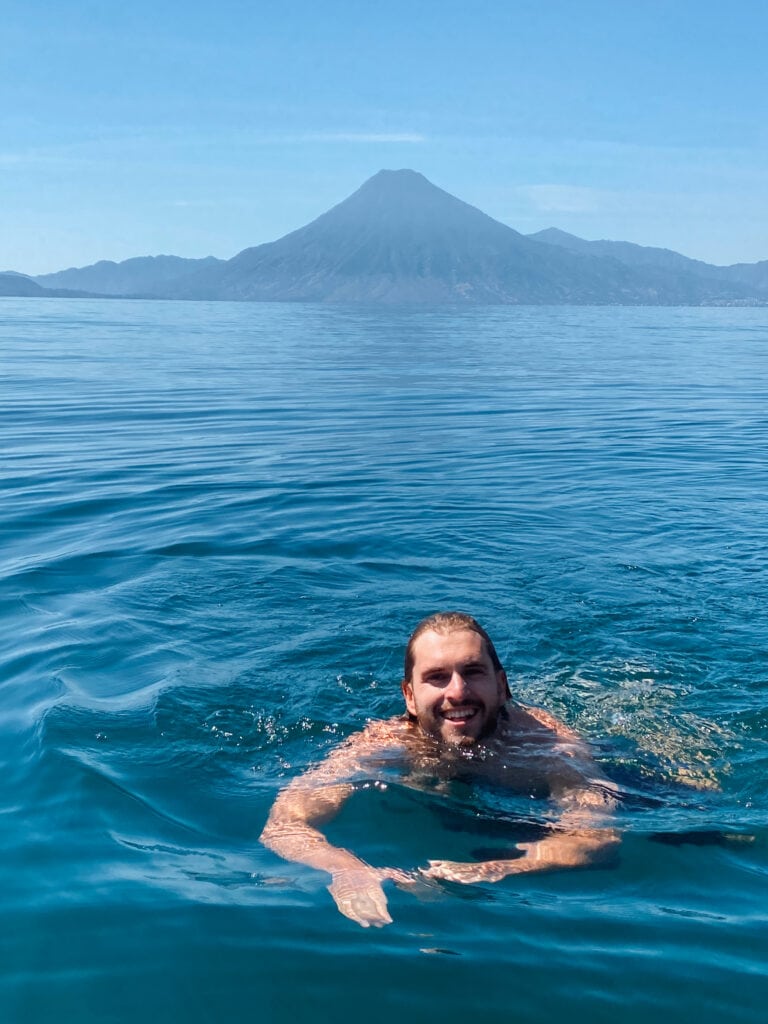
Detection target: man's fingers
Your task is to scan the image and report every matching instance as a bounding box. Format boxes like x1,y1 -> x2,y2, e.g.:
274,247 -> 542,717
331,891 -> 392,927
420,859 -> 481,883
377,867 -> 419,886
333,889 -> 393,928
328,865 -> 442,925
328,869 -> 393,928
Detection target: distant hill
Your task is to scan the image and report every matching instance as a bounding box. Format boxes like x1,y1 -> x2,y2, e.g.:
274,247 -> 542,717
528,228 -> 768,297
527,228 -> 722,275
0,272 -> 95,298
709,259 -> 768,295
162,170 -> 761,304
0,273 -> 47,296
34,254 -> 224,297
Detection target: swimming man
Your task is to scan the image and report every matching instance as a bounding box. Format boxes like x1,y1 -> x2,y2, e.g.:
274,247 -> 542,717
260,612 -> 619,927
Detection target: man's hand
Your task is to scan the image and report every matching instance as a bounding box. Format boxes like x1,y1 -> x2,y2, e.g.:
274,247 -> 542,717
421,828 -> 620,885
327,865 -> 416,928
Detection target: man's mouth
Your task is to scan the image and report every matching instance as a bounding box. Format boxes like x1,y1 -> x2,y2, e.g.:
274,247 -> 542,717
441,706 -> 480,723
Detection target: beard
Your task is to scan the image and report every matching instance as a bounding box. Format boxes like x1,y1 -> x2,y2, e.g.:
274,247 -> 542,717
414,702 -> 504,748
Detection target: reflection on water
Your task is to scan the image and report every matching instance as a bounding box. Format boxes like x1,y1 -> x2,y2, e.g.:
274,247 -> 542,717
1,299 -> 767,1023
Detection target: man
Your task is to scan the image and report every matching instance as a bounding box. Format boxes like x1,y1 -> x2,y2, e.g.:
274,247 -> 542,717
260,612 -> 619,927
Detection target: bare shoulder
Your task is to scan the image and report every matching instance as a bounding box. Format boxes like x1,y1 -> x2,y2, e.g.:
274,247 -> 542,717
515,703 -> 586,744
508,703 -> 618,804
504,702 -> 604,776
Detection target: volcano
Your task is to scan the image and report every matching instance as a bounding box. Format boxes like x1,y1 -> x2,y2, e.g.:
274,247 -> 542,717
167,169 -> 729,304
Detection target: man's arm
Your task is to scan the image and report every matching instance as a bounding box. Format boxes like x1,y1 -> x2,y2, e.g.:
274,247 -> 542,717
422,707 -> 620,884
260,722 -> 411,927
421,788 -> 619,883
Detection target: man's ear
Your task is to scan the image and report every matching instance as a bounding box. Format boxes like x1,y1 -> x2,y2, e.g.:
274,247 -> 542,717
498,670 -> 511,700
401,679 -> 416,716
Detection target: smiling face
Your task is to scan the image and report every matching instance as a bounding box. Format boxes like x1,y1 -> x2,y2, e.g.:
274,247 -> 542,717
401,628 -> 509,747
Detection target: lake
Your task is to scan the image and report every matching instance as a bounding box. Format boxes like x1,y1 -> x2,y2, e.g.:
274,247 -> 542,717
1,298 -> 766,1023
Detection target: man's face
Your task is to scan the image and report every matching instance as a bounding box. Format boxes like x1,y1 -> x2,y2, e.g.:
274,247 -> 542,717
401,628 -> 508,747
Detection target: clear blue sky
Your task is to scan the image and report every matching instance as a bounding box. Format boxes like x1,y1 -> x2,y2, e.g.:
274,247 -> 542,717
4,0 -> 767,274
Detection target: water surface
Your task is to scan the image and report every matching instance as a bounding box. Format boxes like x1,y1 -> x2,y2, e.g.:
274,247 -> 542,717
1,299 -> 767,1022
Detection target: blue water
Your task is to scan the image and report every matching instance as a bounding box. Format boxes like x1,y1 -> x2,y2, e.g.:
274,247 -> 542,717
2,299 -> 767,1023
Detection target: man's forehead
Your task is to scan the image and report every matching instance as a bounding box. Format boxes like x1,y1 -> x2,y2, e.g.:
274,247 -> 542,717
411,628 -> 491,667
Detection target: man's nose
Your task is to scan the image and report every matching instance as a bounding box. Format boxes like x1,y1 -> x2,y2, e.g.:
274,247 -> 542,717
445,671 -> 470,700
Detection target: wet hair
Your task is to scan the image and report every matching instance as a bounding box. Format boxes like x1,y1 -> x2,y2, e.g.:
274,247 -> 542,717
403,611 -> 506,684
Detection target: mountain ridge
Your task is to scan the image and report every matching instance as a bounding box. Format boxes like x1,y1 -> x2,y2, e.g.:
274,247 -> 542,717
527,227 -> 768,296
9,170 -> 766,305
35,254 -> 223,297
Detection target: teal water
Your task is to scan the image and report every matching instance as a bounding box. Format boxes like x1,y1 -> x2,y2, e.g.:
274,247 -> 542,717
2,299 -> 767,1023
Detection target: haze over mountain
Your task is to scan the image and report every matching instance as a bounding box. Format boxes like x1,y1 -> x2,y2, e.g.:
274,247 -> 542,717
10,170 -> 767,305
